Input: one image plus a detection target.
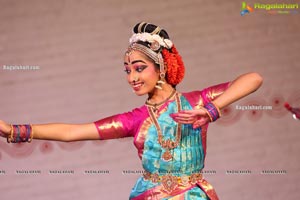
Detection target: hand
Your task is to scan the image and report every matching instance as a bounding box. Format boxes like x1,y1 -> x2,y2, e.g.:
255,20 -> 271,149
170,108 -> 210,129
0,120 -> 11,138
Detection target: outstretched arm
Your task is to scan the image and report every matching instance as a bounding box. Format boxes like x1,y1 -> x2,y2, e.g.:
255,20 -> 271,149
171,72 -> 263,126
1,109 -> 139,143
0,121 -> 99,142
212,72 -> 263,109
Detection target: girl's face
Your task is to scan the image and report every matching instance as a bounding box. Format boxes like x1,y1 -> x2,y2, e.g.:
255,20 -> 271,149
124,50 -> 160,96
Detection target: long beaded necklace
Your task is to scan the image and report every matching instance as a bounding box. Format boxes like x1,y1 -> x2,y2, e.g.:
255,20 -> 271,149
146,91 -> 182,162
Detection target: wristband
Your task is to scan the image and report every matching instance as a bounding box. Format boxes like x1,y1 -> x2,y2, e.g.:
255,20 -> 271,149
204,102 -> 221,122
7,124 -> 33,143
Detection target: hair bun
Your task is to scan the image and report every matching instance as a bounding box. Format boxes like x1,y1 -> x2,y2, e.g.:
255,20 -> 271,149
133,22 -> 170,39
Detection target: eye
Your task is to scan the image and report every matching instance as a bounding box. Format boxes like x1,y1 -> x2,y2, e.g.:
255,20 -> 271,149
124,69 -> 131,74
136,65 -> 147,73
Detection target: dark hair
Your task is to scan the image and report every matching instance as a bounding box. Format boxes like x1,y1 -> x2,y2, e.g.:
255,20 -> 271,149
133,22 -> 170,40
132,22 -> 170,54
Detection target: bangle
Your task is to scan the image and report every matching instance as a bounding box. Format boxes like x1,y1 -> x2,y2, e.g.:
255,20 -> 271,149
28,124 -> 33,143
204,102 -> 221,122
212,102 -> 222,117
7,124 -> 13,143
15,125 -> 20,143
7,124 -> 33,143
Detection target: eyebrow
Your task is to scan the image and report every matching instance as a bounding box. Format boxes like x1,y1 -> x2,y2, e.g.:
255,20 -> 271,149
124,60 -> 147,65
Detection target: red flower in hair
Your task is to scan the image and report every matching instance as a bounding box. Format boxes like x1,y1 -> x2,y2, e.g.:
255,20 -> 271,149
162,46 -> 185,86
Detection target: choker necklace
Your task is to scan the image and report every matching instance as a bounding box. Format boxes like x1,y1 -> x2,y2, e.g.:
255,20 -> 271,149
146,92 -> 182,162
146,89 -> 177,113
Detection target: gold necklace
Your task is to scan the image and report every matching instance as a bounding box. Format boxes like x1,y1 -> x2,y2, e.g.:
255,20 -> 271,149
146,92 -> 182,162
146,89 -> 177,113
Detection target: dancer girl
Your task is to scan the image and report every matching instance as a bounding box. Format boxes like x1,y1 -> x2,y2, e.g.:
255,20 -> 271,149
0,22 -> 263,199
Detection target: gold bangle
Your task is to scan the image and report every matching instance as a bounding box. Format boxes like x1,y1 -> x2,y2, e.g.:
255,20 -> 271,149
28,124 -> 33,143
7,124 -> 13,143
211,102 -> 222,117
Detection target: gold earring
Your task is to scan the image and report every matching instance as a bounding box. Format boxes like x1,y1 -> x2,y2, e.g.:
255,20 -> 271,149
155,73 -> 166,90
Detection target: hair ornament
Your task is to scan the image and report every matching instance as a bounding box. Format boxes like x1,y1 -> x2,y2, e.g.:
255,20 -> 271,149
129,33 -> 173,50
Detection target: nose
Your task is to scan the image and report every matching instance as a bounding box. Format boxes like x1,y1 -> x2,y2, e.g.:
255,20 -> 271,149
128,71 -> 138,84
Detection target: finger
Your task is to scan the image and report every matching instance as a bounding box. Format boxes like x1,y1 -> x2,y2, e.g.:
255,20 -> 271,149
180,109 -> 207,115
178,110 -> 194,114
193,121 -> 203,128
192,118 -> 209,128
179,110 -> 208,118
172,116 -> 196,123
170,113 -> 189,118
178,110 -> 200,117
170,113 -> 196,119
193,123 -> 201,129
173,118 -> 196,124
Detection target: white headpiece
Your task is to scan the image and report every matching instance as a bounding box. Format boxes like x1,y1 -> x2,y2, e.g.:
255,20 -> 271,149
129,33 -> 173,50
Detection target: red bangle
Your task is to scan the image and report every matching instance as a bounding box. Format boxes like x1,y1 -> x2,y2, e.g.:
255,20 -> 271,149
7,124 -> 33,143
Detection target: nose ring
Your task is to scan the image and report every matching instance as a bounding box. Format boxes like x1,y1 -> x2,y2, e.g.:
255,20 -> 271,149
133,76 -> 139,82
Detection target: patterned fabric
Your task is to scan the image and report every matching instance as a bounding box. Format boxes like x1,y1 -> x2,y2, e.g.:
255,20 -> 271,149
94,82 -> 230,199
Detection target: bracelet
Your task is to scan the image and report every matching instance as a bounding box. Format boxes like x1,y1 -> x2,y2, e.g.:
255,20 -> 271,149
7,124 -> 33,143
204,102 -> 221,122
7,124 -> 13,143
28,124 -> 34,143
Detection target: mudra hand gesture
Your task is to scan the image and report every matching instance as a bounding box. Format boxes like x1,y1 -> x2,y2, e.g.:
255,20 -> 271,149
171,108 -> 212,129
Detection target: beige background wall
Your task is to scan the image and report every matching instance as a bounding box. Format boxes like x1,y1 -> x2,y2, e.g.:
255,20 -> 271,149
0,0 -> 300,199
